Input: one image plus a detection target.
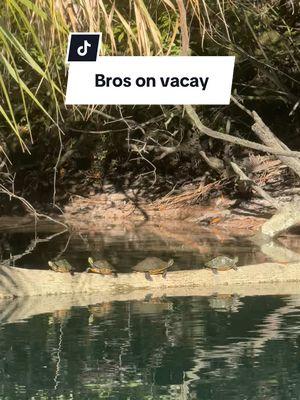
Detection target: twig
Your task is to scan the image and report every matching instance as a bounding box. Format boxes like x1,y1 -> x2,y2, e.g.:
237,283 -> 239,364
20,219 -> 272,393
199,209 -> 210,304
199,150 -> 224,172
230,95 -> 252,117
230,161 -> 280,209
54,233 -> 72,260
2,230 -> 68,266
0,183 -> 68,228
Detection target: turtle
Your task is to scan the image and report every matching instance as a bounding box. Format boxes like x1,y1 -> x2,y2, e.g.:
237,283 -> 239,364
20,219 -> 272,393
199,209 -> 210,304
86,257 -> 118,277
48,259 -> 75,275
205,256 -> 238,274
132,257 -> 174,281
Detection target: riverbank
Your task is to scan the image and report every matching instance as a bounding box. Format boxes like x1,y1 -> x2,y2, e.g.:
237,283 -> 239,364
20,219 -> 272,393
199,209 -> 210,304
63,190 -> 270,236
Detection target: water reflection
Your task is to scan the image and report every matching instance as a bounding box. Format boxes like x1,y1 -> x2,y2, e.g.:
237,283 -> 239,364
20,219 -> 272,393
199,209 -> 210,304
131,296 -> 174,315
88,303 -> 113,324
208,293 -> 242,313
0,222 -> 268,272
1,294 -> 300,399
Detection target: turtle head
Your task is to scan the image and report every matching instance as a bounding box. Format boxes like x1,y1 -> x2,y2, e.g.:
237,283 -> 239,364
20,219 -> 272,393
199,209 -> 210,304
48,260 -> 57,271
168,259 -> 175,268
233,256 -> 239,264
88,257 -> 94,267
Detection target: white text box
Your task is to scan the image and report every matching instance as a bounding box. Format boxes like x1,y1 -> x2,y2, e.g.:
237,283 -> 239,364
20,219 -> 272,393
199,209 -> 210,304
65,56 -> 235,105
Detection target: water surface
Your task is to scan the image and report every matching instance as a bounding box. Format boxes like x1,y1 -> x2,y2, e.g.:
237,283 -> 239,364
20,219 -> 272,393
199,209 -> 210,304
0,222 -> 267,271
1,295 -> 300,399
1,221 -> 300,399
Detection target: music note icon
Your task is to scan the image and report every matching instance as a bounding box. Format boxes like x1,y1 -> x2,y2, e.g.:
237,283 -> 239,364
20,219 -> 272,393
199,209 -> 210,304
67,33 -> 101,62
77,40 -> 92,57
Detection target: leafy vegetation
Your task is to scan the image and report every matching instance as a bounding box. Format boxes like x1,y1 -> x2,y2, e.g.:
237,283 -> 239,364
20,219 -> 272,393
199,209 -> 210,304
0,0 -> 299,211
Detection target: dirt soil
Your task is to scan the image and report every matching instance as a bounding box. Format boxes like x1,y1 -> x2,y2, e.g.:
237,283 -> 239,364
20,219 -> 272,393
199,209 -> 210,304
63,189 -> 269,236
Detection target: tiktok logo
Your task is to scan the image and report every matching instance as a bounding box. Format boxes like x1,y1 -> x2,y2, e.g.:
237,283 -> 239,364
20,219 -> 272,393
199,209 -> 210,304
77,40 -> 92,57
66,33 -> 101,62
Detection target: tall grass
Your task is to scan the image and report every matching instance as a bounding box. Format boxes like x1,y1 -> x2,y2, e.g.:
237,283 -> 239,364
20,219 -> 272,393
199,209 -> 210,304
0,0 -> 298,150
0,0 -> 181,149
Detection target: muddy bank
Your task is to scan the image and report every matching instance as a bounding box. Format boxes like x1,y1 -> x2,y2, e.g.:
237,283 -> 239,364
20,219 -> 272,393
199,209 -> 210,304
2,262 -> 300,299
63,192 -> 269,235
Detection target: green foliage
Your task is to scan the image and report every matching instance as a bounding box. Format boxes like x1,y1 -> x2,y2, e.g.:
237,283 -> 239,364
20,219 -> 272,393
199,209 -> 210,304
0,0 -> 299,207
0,0 -> 66,151
1,0 -> 298,146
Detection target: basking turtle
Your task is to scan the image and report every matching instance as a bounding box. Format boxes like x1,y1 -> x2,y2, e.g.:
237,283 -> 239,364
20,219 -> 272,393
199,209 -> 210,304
132,257 -> 174,281
48,259 -> 74,275
205,256 -> 238,274
86,257 -> 118,277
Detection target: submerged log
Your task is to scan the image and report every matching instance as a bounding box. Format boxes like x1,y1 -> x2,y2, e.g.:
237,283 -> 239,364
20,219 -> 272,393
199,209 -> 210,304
1,262 -> 300,299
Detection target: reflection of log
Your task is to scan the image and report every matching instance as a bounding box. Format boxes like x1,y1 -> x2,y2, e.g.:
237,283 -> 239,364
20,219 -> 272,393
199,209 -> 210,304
2,263 -> 300,299
2,282 -> 300,324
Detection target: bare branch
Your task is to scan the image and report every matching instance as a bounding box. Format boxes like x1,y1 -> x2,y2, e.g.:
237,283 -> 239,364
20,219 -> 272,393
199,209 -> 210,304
184,105 -> 300,158
251,111 -> 300,178
230,161 -> 280,209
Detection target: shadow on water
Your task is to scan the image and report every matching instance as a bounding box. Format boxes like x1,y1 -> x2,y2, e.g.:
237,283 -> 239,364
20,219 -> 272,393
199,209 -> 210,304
1,294 -> 300,399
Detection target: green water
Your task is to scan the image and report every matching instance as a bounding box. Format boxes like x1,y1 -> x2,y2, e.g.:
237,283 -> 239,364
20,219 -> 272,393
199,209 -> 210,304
1,295 -> 300,399
1,223 -> 300,398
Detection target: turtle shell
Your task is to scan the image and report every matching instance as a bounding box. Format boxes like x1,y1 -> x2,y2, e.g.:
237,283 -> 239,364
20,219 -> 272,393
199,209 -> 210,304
205,256 -> 238,271
133,257 -> 174,274
49,259 -> 72,273
88,258 -> 117,275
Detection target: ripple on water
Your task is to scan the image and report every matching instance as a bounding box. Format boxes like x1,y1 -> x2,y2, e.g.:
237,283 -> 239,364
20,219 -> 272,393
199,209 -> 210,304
1,294 -> 300,398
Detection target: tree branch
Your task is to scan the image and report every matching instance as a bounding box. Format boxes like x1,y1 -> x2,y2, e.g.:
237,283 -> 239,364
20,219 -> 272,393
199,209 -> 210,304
230,161 -> 280,209
184,105 -> 300,158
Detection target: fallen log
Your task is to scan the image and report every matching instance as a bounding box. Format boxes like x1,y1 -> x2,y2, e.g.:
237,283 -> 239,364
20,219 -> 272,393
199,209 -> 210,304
259,201 -> 300,238
1,262 -> 300,299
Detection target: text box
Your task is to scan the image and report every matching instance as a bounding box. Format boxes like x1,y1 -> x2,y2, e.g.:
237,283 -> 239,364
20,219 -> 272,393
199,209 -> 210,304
65,56 -> 235,105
